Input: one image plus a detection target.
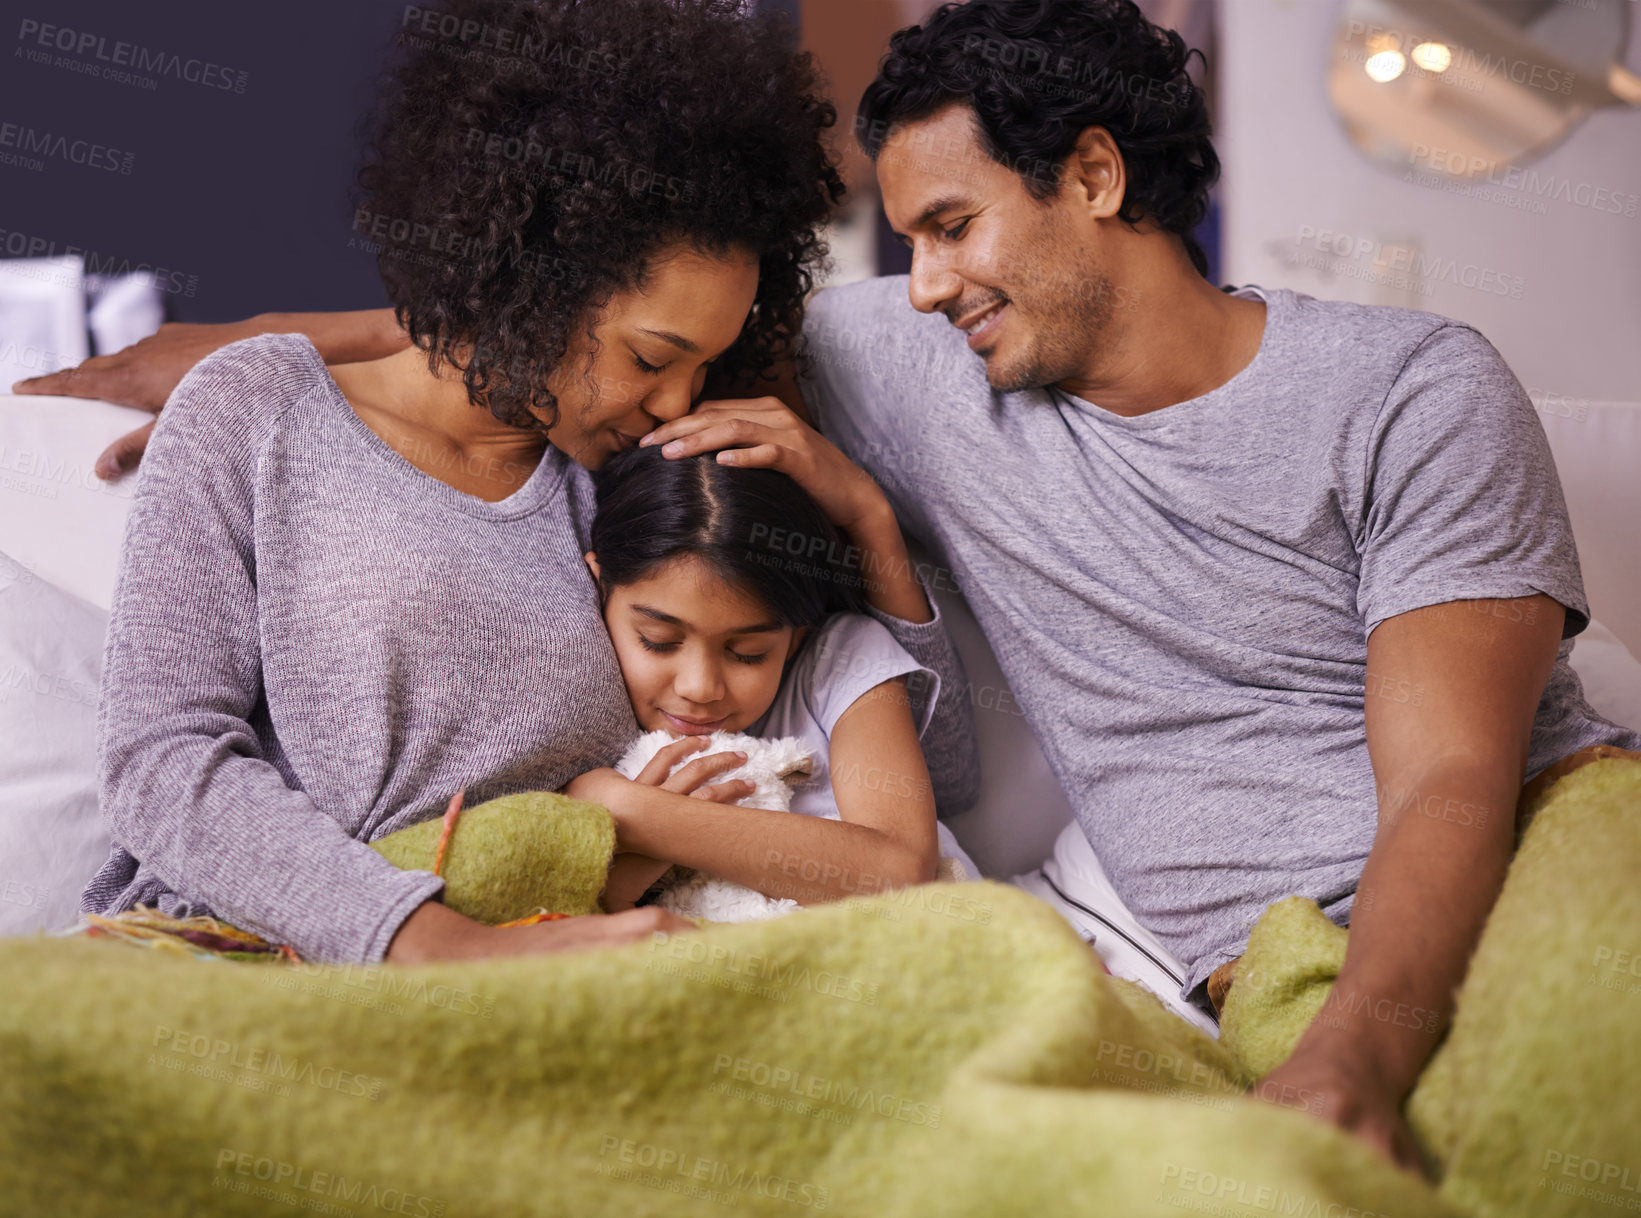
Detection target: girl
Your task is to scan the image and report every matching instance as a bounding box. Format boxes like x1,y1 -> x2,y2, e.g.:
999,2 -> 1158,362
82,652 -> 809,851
565,446 -> 980,909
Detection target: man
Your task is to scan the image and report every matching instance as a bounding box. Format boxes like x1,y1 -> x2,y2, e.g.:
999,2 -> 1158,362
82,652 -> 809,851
774,0 -> 1637,1172
18,0 -> 1638,1175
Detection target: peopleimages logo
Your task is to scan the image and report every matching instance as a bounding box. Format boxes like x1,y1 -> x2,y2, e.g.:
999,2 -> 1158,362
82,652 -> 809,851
1344,20 -> 1576,96
710,1054 -> 943,1128
1291,225 -> 1526,299
1406,143 -> 1640,219
213,1149 -> 444,1217
150,1027 -> 386,1101
14,18 -> 249,93
0,227 -> 199,297
399,6 -> 623,76
0,119 -> 134,173
956,33 -> 1194,109
462,128 -> 695,202
595,1135 -> 830,1210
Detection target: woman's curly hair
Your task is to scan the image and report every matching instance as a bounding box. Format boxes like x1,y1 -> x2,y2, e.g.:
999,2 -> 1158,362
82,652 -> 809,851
358,0 -> 845,432
857,0 -> 1216,276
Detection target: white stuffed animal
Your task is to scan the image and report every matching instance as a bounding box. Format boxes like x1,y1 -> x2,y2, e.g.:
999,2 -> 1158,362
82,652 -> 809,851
614,729 -> 817,923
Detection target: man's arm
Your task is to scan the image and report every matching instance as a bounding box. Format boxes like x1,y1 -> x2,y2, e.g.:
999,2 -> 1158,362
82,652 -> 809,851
11,308 -> 408,478
1253,593 -> 1563,1172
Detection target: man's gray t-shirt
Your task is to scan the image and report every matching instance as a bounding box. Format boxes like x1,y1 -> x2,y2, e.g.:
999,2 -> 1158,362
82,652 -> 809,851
801,277 -> 1640,998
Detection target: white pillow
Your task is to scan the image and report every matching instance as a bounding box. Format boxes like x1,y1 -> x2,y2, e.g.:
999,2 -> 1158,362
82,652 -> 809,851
0,256 -> 89,392
1540,401 -> 1641,656
928,576 -> 1075,879
1569,618 -> 1641,735
0,549 -> 111,935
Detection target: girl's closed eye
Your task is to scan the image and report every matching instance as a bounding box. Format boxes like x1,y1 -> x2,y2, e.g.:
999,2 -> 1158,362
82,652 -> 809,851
636,635 -> 769,665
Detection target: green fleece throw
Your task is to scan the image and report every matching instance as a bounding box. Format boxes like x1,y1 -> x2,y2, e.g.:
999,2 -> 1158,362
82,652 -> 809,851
369,791 -> 614,923
3,761 -> 1636,1216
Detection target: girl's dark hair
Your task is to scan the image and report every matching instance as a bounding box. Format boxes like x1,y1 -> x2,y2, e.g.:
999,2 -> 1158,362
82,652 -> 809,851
357,0 -> 845,433
590,447 -> 867,627
857,0 -> 1216,275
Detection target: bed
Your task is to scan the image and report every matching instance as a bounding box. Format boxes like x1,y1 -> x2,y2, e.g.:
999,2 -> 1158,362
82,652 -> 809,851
3,385 -> 1639,1218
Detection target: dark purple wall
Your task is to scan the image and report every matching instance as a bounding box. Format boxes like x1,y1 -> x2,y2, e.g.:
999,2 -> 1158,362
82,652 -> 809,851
0,0 -> 412,322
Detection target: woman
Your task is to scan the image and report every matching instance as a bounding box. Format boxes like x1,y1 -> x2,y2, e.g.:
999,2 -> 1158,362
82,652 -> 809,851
72,0 -> 978,965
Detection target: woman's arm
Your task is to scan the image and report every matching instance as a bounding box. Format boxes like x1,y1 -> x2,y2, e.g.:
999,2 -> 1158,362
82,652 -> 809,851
570,677 -> 938,905
386,898 -> 689,963
92,345 -> 692,965
12,309 -> 408,478
95,352 -> 446,963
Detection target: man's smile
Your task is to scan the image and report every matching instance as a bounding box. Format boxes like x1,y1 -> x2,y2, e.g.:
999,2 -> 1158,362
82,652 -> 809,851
959,302 -> 1007,351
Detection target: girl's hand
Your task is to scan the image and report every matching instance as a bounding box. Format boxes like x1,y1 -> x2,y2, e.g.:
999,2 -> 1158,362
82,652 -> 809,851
640,396 -> 887,533
630,735 -> 755,803
565,743 -> 755,848
602,851 -> 675,912
565,747 -> 752,807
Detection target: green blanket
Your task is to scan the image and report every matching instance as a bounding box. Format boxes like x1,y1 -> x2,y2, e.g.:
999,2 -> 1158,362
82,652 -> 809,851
3,761 -> 1637,1217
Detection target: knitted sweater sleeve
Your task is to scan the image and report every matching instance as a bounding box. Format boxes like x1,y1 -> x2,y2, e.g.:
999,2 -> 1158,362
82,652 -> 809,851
95,341 -> 444,963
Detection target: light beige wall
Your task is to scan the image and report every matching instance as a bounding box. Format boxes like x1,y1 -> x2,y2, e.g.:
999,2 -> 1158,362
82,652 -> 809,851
1217,0 -> 1641,405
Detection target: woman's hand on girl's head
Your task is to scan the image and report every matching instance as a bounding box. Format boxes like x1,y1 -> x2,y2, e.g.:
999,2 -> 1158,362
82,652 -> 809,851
638,396 -> 887,533
638,395 -> 935,623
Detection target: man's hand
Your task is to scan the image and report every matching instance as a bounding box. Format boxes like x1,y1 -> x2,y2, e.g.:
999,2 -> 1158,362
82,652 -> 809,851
1252,1032 -> 1427,1176
10,307 -> 406,480
13,319 -> 268,412
12,319 -> 272,478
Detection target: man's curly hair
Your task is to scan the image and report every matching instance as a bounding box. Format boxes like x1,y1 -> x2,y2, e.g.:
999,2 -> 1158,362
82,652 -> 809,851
358,0 -> 845,432
857,0 -> 1216,276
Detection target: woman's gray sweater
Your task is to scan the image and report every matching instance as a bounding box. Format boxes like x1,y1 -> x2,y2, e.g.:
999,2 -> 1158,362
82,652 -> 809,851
82,334 -> 977,963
